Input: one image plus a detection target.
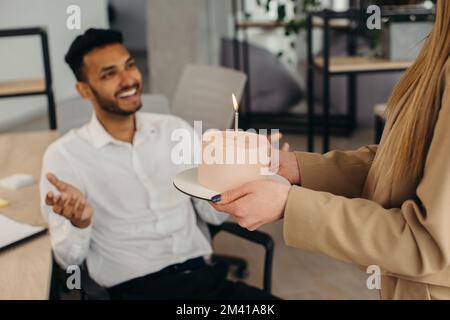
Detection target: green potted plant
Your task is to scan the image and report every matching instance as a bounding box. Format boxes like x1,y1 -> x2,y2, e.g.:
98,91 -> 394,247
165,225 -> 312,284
251,0 -> 322,50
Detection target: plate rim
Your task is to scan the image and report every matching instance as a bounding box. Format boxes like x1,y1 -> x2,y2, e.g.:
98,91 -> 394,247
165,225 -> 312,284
172,181 -> 214,201
173,167 -> 290,201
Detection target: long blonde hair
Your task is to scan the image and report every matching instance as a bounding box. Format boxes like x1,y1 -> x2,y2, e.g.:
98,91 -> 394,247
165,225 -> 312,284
373,0 -> 450,182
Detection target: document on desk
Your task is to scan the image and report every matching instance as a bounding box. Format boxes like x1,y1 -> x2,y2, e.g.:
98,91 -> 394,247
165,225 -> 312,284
0,214 -> 46,250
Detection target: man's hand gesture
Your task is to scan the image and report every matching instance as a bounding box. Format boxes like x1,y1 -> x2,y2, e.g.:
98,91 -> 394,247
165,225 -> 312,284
45,173 -> 93,229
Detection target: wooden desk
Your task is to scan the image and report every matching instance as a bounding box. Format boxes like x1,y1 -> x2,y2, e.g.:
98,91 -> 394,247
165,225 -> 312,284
0,130 -> 58,300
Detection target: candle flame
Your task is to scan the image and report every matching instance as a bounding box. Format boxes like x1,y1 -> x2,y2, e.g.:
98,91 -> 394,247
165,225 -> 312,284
232,94 -> 239,112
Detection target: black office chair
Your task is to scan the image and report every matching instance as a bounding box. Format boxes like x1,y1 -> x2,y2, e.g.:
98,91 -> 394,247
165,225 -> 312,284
50,222 -> 274,300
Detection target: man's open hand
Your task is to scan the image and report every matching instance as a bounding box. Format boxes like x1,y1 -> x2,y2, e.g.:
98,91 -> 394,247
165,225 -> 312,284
45,173 -> 93,229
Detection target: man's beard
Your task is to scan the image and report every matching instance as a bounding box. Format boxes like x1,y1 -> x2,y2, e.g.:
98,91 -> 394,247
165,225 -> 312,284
90,85 -> 142,116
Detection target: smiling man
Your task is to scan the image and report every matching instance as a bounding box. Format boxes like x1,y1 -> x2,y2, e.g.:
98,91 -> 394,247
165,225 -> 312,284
39,28 -> 276,300
68,29 -> 143,142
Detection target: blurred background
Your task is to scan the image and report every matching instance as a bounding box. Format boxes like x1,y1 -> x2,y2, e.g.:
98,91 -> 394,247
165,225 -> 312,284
0,0 -> 436,299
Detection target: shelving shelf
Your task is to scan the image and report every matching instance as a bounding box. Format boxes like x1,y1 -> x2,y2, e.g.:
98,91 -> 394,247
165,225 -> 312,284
235,21 -> 287,29
0,79 -> 46,98
313,56 -> 413,74
236,17 -> 351,30
0,27 -> 56,129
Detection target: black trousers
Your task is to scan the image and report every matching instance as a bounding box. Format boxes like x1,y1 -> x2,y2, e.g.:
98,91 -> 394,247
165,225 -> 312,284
108,257 -> 278,300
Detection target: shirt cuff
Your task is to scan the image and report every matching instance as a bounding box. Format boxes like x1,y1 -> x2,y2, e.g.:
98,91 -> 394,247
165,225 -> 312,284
294,151 -> 329,191
63,219 -> 92,242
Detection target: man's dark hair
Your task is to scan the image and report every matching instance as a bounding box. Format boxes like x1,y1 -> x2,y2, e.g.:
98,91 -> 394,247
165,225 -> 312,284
65,28 -> 123,81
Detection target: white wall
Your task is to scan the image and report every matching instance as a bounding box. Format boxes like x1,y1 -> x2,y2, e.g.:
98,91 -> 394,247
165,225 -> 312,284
146,0 -> 232,101
0,0 -> 108,131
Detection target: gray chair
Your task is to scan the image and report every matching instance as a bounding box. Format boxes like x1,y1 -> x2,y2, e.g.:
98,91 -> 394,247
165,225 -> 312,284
220,37 -> 304,114
171,64 -> 247,130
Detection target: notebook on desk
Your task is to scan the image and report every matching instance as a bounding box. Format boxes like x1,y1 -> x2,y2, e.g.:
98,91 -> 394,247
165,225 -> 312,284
0,214 -> 47,251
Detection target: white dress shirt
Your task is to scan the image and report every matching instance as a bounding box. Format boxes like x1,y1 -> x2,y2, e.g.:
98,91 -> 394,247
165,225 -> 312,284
40,112 -> 228,288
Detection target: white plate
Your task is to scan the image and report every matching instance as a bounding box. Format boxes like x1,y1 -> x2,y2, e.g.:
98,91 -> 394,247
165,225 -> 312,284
173,167 -> 291,201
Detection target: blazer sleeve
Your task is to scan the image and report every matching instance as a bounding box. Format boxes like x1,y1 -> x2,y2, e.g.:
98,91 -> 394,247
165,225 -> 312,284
283,70 -> 450,278
294,145 -> 378,198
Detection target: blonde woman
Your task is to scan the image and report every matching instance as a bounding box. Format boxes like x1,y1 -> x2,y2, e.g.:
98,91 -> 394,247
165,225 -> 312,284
211,0 -> 450,300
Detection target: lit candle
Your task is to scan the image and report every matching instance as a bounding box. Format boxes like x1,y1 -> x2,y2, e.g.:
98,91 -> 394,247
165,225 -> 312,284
232,93 -> 239,132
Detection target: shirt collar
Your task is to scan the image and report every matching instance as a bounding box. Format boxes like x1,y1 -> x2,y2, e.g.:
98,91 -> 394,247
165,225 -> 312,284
87,112 -> 157,149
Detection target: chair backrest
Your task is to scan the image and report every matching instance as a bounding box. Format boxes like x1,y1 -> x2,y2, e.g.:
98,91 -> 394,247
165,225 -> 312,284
56,94 -> 170,135
171,64 -> 247,131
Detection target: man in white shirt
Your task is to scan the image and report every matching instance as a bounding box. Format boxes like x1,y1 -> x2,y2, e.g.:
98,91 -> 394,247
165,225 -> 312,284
40,28 -> 276,300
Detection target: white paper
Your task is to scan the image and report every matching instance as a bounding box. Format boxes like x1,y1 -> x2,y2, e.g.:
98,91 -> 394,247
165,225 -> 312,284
0,214 -> 45,249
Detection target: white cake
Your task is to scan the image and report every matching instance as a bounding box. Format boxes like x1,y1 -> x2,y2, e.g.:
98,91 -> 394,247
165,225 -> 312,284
198,130 -> 270,192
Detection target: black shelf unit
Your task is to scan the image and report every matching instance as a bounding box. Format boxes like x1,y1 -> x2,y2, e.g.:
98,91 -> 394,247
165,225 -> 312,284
231,2 -> 434,153
0,27 -> 56,130
231,0 -> 355,135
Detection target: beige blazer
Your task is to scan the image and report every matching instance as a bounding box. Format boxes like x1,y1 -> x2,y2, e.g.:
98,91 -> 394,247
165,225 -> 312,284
283,58 -> 450,300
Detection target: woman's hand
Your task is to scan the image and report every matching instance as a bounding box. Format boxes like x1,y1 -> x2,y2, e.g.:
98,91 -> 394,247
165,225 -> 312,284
267,133 -> 301,185
210,179 -> 291,231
